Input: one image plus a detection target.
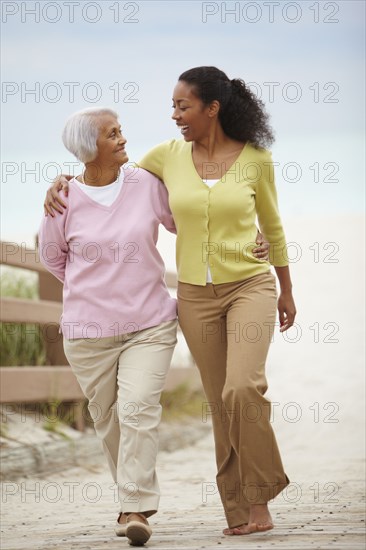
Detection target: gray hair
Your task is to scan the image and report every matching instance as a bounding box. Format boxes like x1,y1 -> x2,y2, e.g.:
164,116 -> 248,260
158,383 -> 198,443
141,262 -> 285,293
62,107 -> 119,163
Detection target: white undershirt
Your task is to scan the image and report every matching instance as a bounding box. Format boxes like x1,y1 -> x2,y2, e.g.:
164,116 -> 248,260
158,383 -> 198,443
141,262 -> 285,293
74,171 -> 124,206
202,178 -> 220,189
202,179 -> 220,283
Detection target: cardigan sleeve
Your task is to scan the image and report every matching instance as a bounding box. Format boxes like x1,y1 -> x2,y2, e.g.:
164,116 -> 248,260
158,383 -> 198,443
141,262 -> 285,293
157,180 -> 176,234
138,141 -> 170,180
255,152 -> 289,267
38,195 -> 69,283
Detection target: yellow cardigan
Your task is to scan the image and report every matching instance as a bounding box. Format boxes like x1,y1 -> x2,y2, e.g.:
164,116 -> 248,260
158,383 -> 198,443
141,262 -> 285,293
139,139 -> 288,286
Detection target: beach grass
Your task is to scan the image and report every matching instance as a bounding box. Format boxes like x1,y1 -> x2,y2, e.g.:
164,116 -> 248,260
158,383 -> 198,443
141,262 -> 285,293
0,269 -> 46,366
160,383 -> 205,421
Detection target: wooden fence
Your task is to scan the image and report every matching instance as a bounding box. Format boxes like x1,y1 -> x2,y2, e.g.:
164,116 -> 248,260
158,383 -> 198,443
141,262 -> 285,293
0,240 -> 199,430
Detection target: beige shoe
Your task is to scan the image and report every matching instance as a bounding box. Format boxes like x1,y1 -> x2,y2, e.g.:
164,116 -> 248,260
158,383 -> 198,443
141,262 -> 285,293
115,512 -> 128,537
125,512 -> 152,546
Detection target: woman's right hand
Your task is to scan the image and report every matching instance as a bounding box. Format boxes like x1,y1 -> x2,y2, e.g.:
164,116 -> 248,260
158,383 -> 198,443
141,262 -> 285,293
44,174 -> 73,216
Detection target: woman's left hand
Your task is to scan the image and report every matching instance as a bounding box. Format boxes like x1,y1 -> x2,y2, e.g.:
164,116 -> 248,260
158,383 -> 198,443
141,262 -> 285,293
253,231 -> 269,260
277,291 -> 297,332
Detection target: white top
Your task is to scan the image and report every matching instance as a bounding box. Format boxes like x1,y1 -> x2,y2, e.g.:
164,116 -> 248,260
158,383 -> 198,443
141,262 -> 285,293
74,172 -> 124,206
202,179 -> 220,282
202,178 -> 220,189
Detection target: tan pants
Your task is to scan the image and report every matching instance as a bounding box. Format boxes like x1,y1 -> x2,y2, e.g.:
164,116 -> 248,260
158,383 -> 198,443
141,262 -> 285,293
177,272 -> 288,528
63,319 -> 178,516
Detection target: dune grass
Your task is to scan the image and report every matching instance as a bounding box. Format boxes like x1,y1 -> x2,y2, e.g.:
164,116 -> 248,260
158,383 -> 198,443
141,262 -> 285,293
160,383 -> 206,421
0,269 -> 46,366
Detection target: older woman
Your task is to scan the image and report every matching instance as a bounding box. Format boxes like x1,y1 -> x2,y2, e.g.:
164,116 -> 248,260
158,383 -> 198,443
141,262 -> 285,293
38,107 -> 178,546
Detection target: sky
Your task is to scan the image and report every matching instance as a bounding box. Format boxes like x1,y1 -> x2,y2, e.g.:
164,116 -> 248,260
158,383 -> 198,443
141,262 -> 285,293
1,0 -> 365,260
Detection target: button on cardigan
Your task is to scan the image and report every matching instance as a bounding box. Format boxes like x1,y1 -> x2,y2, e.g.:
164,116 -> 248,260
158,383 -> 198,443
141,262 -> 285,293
138,139 -> 289,286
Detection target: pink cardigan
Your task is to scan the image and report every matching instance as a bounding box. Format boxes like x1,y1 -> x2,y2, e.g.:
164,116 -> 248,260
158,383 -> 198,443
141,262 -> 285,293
38,167 -> 177,339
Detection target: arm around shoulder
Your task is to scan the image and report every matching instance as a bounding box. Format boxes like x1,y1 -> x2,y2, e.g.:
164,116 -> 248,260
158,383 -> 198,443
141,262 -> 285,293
156,179 -> 176,234
137,140 -> 173,180
38,196 -> 69,283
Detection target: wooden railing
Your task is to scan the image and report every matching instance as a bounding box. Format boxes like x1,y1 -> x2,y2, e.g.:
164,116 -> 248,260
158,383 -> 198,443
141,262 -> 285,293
0,240 -> 198,430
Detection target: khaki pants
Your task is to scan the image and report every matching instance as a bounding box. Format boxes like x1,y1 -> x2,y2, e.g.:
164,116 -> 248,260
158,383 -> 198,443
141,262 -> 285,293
63,319 -> 178,516
177,272 -> 288,528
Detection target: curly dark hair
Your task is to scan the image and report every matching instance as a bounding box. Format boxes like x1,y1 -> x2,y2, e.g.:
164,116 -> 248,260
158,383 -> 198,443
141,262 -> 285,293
178,66 -> 274,148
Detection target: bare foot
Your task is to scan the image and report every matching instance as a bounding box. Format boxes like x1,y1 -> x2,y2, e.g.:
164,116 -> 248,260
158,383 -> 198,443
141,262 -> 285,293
225,505 -> 273,536
223,523 -> 253,535
248,504 -> 273,533
230,523 -> 257,535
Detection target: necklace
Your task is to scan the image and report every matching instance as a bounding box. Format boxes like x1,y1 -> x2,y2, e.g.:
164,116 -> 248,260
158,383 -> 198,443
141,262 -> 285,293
80,169 -> 121,186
